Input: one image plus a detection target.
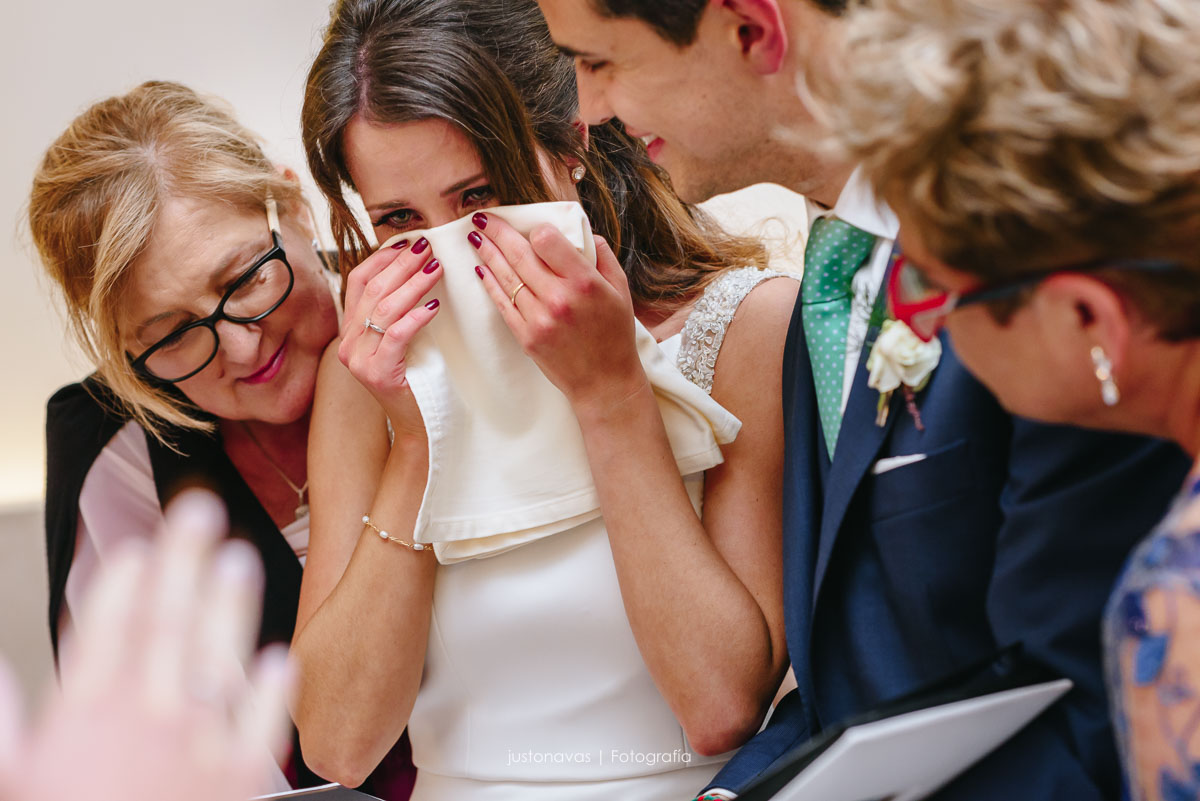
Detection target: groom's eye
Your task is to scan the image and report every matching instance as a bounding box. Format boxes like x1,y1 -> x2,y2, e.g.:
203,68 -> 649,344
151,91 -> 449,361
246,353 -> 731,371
578,58 -> 609,74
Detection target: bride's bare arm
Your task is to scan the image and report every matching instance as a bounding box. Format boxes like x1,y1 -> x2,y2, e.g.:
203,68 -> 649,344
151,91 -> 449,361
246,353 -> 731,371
291,344 -> 434,786
577,280 -> 793,756
474,219 -> 792,756
291,242 -> 443,786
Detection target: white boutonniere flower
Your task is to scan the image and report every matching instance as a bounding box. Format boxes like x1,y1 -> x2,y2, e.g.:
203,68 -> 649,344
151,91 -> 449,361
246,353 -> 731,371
865,319 -> 942,429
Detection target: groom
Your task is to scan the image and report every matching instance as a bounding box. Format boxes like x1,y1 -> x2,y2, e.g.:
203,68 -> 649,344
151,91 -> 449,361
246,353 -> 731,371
535,0 -> 1191,798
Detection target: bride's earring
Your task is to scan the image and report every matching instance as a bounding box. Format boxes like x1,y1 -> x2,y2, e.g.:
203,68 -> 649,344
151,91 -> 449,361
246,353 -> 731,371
1091,345 -> 1120,407
571,165 -> 586,183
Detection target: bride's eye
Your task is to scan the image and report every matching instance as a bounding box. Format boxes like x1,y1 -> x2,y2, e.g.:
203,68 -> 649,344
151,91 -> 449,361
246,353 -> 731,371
461,185 -> 495,208
374,207 -> 421,231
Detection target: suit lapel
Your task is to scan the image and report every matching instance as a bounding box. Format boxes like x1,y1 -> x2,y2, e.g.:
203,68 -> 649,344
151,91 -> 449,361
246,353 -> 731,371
811,251 -> 902,605
780,291 -> 825,712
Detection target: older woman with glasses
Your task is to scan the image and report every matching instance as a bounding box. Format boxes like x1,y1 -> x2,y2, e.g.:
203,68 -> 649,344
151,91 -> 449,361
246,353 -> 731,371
28,80 -> 415,798
821,0 -> 1200,797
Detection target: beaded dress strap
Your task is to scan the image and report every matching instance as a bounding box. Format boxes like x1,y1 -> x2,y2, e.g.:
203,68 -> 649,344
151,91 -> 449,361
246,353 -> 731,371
676,267 -> 791,394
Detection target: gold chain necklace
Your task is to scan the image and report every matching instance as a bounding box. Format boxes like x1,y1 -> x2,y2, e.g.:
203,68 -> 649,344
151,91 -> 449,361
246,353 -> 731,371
238,421 -> 309,522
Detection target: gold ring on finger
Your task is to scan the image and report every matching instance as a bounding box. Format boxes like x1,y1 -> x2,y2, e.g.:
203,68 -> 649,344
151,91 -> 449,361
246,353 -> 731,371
509,281 -> 528,306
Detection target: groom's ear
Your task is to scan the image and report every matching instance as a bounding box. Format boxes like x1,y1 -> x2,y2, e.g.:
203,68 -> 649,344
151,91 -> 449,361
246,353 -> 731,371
720,0 -> 788,75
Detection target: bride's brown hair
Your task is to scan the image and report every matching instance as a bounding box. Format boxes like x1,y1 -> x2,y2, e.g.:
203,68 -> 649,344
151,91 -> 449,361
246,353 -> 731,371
302,0 -> 765,311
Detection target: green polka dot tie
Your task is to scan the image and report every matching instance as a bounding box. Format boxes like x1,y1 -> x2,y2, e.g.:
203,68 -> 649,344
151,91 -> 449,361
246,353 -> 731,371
802,217 -> 876,457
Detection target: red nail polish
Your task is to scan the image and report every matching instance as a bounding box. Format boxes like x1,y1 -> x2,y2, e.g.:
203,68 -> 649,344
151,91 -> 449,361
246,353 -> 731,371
472,212 -> 488,230
425,299 -> 440,310
412,237 -> 430,254
474,266 -> 485,279
468,231 -> 483,249
391,239 -> 409,250
423,259 -> 440,274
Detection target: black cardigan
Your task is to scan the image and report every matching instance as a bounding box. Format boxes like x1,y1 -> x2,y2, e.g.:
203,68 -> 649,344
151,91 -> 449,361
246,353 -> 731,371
42,378 -> 416,797
44,378 -> 304,657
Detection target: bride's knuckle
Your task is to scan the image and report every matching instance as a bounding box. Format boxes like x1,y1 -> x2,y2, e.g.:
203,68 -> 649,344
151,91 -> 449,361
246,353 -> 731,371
532,315 -> 558,342
529,225 -> 557,250
546,296 -> 573,322
363,277 -> 385,299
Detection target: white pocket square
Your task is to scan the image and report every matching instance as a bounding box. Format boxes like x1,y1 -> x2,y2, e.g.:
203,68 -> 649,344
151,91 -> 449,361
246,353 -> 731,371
872,454 -> 928,475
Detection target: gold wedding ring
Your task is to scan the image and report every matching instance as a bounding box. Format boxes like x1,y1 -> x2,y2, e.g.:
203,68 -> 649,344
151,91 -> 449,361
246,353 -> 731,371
509,281 -> 528,306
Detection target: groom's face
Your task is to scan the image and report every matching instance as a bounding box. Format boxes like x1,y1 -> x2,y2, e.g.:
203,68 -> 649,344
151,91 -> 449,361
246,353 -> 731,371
537,0 -> 787,202
537,0 -> 839,203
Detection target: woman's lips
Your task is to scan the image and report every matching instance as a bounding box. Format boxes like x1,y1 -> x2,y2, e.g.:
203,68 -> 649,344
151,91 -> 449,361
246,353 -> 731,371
242,342 -> 286,385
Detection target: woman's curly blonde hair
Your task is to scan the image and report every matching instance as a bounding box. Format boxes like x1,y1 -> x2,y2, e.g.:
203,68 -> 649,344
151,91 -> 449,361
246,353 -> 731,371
817,0 -> 1200,339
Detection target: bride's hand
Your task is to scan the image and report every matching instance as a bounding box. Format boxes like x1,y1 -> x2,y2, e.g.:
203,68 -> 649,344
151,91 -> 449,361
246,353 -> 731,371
469,213 -> 648,414
339,237 -> 443,438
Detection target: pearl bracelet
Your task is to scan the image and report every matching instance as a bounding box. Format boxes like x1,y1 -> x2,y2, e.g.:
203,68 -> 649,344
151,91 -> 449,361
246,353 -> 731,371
362,514 -> 431,552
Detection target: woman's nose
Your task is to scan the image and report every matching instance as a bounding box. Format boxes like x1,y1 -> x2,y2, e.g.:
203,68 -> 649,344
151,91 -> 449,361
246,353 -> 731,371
213,318 -> 263,366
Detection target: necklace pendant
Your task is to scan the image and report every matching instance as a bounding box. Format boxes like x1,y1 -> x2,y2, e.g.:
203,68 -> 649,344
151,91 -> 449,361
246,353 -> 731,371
294,502 -> 310,521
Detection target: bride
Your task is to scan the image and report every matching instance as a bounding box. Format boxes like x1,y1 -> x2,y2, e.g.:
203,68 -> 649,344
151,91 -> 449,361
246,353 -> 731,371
289,0 -> 798,797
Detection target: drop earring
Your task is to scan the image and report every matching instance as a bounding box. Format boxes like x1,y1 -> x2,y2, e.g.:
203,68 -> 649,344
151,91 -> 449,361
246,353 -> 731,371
571,165 -> 586,183
1091,345 -> 1120,407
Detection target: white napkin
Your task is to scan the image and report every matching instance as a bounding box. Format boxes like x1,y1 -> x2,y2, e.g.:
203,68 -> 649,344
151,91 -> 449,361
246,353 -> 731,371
378,201 -> 740,563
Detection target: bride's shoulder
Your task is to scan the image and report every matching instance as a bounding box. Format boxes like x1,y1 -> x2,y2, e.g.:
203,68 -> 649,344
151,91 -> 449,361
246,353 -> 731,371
728,269 -> 799,317
675,267 -> 797,397
716,271 -> 797,359
699,270 -> 795,441
702,267 -> 798,345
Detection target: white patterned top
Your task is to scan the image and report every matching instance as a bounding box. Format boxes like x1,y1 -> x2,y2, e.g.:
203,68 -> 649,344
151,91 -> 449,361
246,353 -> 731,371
672,267 -> 794,394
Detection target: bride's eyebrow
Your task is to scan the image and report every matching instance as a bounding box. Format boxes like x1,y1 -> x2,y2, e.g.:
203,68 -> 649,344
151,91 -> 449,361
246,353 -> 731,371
442,173 -> 488,196
366,173 -> 490,215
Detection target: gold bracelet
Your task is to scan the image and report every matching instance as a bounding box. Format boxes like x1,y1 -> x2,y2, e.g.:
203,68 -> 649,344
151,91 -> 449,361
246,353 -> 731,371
362,514 -> 432,552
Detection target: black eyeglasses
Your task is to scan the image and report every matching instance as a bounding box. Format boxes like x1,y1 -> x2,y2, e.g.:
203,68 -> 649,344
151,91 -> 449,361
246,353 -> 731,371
130,199 -> 295,382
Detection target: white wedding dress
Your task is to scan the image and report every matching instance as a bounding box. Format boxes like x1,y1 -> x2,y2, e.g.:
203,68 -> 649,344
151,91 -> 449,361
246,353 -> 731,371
406,267 -> 790,800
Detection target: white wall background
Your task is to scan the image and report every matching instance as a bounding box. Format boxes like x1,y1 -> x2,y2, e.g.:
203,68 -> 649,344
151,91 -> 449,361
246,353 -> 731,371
0,0 -> 338,701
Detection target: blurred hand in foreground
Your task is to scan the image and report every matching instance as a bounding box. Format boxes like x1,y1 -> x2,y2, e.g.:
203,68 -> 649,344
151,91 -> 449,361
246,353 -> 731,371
0,489 -> 293,801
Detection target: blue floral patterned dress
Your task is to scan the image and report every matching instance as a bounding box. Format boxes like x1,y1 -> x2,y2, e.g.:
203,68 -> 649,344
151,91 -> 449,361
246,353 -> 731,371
1107,473 -> 1200,801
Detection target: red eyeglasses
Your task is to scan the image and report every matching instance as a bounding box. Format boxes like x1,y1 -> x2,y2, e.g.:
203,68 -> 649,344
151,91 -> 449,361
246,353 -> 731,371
887,254 -> 1186,342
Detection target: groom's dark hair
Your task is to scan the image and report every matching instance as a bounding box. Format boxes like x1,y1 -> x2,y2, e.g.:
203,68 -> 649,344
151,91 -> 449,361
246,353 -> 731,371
590,0 -> 849,47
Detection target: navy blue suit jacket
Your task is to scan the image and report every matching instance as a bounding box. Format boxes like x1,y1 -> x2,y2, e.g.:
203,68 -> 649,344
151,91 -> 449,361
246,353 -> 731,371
706,286 -> 1190,799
